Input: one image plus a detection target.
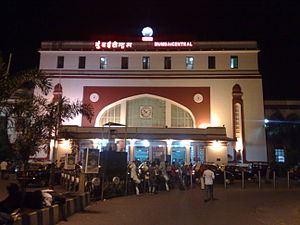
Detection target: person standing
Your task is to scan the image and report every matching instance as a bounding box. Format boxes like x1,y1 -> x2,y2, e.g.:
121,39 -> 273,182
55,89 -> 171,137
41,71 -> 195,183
203,166 -> 216,202
0,160 -> 8,179
199,164 -> 205,190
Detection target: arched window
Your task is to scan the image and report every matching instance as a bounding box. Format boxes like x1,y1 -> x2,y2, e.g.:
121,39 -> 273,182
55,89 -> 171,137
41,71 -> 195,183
99,104 -> 121,126
96,94 -> 195,128
171,104 -> 194,128
232,84 -> 245,162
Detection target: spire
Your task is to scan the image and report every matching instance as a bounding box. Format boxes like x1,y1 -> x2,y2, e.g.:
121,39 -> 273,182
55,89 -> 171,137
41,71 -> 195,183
52,83 -> 63,103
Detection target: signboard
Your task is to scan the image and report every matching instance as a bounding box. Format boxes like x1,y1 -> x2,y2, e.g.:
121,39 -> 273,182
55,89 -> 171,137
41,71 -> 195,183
154,42 -> 193,47
65,153 -> 76,170
95,41 -> 133,50
95,40 -> 194,50
84,148 -> 100,173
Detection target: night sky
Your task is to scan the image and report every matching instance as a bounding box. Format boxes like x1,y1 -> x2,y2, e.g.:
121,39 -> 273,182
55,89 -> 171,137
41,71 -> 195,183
0,0 -> 299,100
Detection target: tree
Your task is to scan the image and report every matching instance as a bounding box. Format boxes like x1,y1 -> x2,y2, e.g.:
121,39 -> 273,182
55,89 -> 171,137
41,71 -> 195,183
0,66 -> 51,159
1,68 -> 93,164
266,110 -> 300,167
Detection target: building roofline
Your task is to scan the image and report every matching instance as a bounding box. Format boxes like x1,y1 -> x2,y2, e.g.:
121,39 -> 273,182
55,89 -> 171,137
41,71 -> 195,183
58,125 -> 236,142
40,41 -> 258,51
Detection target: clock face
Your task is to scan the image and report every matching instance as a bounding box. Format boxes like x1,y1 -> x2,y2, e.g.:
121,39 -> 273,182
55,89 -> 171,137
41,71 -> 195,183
193,93 -> 203,103
89,93 -> 99,102
140,106 -> 152,118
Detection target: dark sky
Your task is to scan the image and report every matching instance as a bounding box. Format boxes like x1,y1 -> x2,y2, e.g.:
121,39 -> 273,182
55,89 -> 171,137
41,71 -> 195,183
0,0 -> 299,100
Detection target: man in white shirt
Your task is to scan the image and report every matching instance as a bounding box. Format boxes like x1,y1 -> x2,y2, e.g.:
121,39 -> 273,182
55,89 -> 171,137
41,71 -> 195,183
203,166 -> 216,202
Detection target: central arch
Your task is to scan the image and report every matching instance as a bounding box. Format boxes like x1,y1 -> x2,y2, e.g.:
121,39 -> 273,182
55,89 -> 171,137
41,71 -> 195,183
95,94 -> 196,128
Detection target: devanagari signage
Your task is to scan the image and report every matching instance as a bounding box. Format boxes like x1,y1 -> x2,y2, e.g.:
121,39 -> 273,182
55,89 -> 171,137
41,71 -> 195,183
95,41 -> 133,50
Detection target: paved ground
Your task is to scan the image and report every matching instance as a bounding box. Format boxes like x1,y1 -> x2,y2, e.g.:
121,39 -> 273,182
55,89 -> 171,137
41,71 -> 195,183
57,184 -> 300,225
2,178 -> 300,225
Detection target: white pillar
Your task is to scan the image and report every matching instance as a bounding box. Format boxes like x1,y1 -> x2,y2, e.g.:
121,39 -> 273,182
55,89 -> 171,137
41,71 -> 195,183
166,140 -> 173,162
129,139 -> 136,161
120,101 -> 127,125
165,102 -> 171,128
185,143 -> 191,165
149,146 -> 152,162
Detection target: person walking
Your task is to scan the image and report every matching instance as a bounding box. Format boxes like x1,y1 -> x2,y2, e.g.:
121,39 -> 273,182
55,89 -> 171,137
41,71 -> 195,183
203,166 -> 216,202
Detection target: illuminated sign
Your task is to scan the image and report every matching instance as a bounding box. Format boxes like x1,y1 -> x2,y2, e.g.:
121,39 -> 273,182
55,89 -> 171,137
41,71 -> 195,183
142,26 -> 154,42
142,36 -> 153,42
154,42 -> 193,47
95,41 -> 133,50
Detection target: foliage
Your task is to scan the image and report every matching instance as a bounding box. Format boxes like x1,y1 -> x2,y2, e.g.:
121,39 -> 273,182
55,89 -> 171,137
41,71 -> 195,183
266,110 -> 300,166
0,66 -> 93,162
0,69 -> 51,103
0,116 -> 12,160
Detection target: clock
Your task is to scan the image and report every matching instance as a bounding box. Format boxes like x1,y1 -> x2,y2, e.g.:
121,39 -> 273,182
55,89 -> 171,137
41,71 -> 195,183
89,93 -> 99,103
140,106 -> 152,118
193,93 -> 203,103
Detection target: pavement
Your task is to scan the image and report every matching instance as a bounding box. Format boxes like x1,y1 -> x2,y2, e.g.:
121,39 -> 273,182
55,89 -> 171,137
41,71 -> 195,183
2,178 -> 300,225
56,183 -> 300,225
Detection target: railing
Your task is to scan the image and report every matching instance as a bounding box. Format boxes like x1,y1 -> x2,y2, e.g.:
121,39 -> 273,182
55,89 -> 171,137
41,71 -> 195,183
60,169 -> 300,203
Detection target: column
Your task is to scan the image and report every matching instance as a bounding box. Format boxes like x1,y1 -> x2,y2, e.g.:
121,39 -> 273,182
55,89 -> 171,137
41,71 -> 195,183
165,102 -> 171,128
129,139 -> 136,162
166,140 -> 173,162
185,144 -> 191,165
120,101 -> 127,125
149,146 -> 152,162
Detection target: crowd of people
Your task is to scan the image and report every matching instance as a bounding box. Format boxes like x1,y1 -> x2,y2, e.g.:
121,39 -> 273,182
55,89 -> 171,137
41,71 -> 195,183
127,160 -> 207,195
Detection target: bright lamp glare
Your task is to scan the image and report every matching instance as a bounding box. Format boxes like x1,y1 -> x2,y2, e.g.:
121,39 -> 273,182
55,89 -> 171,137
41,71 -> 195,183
142,140 -> 150,147
100,139 -> 109,146
142,27 -> 153,37
264,119 -> 269,124
212,141 -> 222,151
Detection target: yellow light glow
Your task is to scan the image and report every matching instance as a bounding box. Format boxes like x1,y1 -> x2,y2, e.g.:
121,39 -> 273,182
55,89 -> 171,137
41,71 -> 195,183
199,123 -> 210,128
236,138 -> 243,151
129,139 -> 136,147
164,139 -> 173,148
60,139 -> 71,150
92,139 -> 99,149
181,140 -> 192,146
50,139 -> 55,149
211,114 -> 220,127
211,140 -> 222,151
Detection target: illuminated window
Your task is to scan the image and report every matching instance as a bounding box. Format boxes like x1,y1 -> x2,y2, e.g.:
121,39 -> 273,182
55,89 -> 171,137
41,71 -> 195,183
230,56 -> 238,69
171,104 -> 194,128
127,97 -> 165,127
142,56 -> 150,69
134,144 -> 149,162
78,56 -> 86,69
275,149 -> 285,163
100,57 -> 107,69
185,56 -> 194,69
234,103 -> 242,138
57,56 -> 64,68
171,142 -> 186,165
208,56 -> 216,69
121,57 -> 128,69
164,57 -> 171,69
99,104 -> 121,126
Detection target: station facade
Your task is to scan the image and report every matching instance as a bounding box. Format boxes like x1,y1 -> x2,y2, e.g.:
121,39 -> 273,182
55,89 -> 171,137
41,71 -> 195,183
38,38 -> 267,165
